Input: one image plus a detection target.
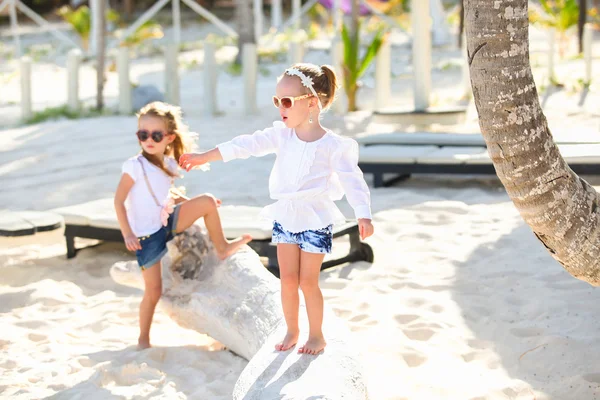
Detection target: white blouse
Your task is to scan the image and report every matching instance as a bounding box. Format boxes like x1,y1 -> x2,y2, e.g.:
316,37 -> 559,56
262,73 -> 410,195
122,155 -> 178,237
216,121 -> 372,233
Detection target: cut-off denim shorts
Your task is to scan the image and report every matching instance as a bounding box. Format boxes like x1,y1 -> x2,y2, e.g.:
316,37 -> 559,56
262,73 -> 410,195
135,205 -> 181,270
272,221 -> 333,254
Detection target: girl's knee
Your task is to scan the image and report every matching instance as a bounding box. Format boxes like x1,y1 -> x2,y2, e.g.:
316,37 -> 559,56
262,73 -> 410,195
280,273 -> 299,289
145,285 -> 162,303
299,278 -> 319,293
198,193 -> 218,209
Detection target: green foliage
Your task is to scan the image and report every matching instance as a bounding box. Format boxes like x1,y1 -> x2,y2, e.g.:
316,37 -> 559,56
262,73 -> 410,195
56,5 -> 92,40
25,105 -> 112,125
205,34 -> 236,49
341,20 -> 386,111
226,62 -> 242,76
119,20 -> 164,48
529,0 -> 580,58
57,5 -> 162,50
56,5 -> 119,50
26,43 -> 52,62
258,47 -> 287,63
529,0 -> 579,32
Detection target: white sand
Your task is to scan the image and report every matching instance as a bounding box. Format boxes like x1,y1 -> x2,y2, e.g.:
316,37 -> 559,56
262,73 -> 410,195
0,234 -> 247,399
3,22 -> 600,400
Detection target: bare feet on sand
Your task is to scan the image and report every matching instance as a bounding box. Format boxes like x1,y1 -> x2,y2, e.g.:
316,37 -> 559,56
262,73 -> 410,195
215,234 -> 252,260
137,338 -> 151,350
275,330 -> 299,351
298,335 -> 326,355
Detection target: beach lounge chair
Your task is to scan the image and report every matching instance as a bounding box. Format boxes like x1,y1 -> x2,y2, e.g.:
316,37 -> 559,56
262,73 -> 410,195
51,199 -> 374,275
358,143 -> 600,187
355,131 -> 600,147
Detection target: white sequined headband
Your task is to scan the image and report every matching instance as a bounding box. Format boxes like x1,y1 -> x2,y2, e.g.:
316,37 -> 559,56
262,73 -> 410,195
285,68 -> 322,110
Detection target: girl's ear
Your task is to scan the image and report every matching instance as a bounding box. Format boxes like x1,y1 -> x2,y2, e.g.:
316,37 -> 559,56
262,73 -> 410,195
168,133 -> 176,144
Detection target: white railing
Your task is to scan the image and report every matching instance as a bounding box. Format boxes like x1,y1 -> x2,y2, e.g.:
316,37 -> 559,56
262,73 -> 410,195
103,0 -> 238,52
0,0 -> 81,57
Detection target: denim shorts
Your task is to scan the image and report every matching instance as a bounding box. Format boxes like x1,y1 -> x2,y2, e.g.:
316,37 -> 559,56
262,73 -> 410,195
135,205 -> 181,270
272,221 -> 333,254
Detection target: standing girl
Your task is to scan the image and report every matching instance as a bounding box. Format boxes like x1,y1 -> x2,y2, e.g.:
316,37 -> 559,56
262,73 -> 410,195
114,101 -> 252,349
179,64 -> 374,355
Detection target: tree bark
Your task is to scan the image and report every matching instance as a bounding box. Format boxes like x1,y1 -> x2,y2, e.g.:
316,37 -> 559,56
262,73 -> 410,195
465,0 -> 600,286
351,0 -> 359,37
124,0 -> 134,22
234,0 -> 255,65
96,0 -> 106,110
347,85 -> 357,111
458,0 -> 464,48
579,0 -> 588,53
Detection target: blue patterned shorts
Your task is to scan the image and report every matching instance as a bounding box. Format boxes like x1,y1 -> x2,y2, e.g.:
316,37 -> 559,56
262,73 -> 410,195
272,221 -> 333,254
135,205 -> 181,270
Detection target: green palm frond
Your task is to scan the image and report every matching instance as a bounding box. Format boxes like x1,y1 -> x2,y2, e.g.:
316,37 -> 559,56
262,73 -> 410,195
530,0 -> 579,32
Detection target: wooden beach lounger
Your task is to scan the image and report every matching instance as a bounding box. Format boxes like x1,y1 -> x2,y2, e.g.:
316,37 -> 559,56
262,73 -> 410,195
358,143 -> 600,188
355,131 -> 600,147
52,199 -> 374,275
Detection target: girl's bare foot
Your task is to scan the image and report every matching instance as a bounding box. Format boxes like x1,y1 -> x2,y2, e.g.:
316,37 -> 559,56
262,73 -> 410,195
275,330 -> 299,351
215,234 -> 252,260
137,338 -> 151,350
298,335 -> 326,355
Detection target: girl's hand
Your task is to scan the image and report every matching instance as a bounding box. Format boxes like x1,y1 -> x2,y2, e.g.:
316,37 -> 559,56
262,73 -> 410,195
358,218 -> 374,240
179,152 -> 207,172
124,234 -> 141,252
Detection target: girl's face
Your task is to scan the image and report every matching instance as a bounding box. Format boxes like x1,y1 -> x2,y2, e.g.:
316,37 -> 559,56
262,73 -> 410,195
274,75 -> 317,128
136,115 -> 174,156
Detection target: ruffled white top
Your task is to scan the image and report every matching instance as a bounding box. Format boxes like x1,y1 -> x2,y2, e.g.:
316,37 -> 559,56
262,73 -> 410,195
216,121 -> 372,233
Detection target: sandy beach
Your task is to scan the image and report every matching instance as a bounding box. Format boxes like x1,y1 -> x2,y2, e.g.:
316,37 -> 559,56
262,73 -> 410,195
2,18 -> 600,400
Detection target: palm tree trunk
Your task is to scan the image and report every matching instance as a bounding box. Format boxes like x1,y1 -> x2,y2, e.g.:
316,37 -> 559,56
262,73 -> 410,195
458,0 -> 464,48
96,0 -> 106,110
579,0 -> 588,53
124,0 -> 134,21
234,0 -> 255,65
351,0 -> 359,36
465,0 -> 600,286
347,85 -> 357,111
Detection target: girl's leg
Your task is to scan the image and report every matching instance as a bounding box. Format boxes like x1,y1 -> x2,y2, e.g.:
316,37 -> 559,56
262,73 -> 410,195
298,251 -> 326,355
275,243 -> 301,351
176,194 -> 251,259
138,261 -> 162,349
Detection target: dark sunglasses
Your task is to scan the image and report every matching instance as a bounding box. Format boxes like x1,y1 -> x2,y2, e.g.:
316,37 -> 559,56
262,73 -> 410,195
136,129 -> 167,143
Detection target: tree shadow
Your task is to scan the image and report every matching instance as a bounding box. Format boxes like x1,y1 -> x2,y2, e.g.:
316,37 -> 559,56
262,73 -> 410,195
449,223 -> 600,399
241,350 -> 319,400
0,240 -> 138,299
541,85 -> 560,109
578,86 -> 590,108
0,289 -> 36,313
43,344 -> 244,400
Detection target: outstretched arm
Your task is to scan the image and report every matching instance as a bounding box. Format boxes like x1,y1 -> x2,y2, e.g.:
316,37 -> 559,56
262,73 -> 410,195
179,148 -> 222,172
179,125 -> 282,171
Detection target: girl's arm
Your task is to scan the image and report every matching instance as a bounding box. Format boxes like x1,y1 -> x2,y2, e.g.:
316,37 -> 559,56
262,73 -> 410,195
179,124 -> 283,171
179,147 -> 222,172
114,174 -> 141,251
332,139 -> 372,220
331,138 -> 374,239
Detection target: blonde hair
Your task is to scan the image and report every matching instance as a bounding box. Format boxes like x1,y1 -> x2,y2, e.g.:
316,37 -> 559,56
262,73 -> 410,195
136,102 -> 197,178
281,63 -> 339,109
